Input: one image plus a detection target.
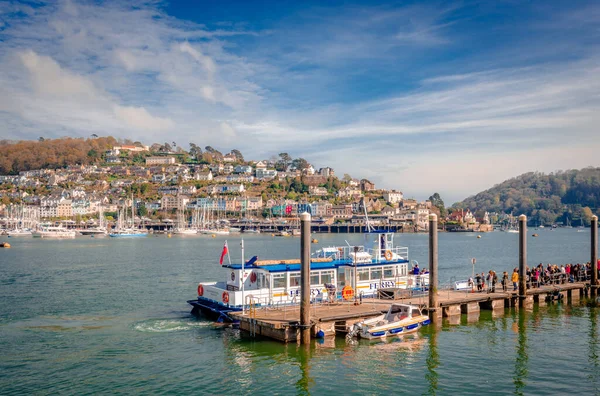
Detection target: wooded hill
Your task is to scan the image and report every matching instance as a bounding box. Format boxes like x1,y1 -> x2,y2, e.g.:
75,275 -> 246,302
453,168 -> 600,226
0,137 -> 118,175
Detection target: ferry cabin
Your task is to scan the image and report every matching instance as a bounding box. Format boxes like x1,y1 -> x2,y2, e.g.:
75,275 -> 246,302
192,232 -> 429,316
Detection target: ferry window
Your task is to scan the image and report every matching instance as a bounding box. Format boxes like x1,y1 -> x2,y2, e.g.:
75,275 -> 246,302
272,274 -> 286,289
310,273 -> 320,285
321,270 -> 333,285
384,267 -> 395,278
358,268 -> 369,281
289,272 -> 300,287
370,267 -> 382,280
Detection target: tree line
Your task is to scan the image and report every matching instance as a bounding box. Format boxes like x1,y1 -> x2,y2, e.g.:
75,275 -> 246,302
453,167 -> 600,226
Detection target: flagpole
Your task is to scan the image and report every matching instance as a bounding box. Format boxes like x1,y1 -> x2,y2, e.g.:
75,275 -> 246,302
241,239 -> 245,315
226,240 -> 231,265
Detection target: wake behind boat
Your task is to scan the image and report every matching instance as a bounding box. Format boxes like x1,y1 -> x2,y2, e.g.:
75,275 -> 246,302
187,230 -> 429,322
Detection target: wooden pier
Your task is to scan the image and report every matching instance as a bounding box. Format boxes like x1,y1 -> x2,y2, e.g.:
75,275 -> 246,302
231,214 -> 598,343
231,282 -> 590,343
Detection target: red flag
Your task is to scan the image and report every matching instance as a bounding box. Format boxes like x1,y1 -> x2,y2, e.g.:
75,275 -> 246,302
219,241 -> 228,265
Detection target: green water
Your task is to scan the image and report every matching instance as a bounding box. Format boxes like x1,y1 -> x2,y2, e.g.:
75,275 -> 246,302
0,230 -> 598,394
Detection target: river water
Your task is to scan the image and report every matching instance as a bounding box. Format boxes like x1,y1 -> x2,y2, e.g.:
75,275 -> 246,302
1,229 -> 598,394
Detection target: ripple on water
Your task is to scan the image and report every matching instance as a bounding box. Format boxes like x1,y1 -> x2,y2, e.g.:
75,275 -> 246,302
132,318 -> 214,333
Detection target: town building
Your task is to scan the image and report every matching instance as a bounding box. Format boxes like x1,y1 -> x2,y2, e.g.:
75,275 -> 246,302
383,190 -> 404,204
146,156 -> 176,165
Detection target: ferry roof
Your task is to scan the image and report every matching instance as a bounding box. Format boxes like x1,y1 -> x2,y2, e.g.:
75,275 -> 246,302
224,258 -> 409,273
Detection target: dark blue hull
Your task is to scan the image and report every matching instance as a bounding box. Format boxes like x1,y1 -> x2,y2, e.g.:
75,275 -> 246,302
187,297 -> 241,323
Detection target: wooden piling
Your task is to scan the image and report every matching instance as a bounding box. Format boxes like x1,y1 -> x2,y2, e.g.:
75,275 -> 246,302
428,214 -> 439,322
300,212 -> 311,345
519,214 -> 527,307
592,215 -> 598,296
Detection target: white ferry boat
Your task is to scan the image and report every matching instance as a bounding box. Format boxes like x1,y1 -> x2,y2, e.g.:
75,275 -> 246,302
32,226 -> 76,238
188,230 -> 429,322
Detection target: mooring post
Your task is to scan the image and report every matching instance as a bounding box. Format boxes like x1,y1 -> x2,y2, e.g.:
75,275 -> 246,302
592,215 -> 598,296
428,213 -> 439,322
518,214 -> 527,307
300,212 -> 312,345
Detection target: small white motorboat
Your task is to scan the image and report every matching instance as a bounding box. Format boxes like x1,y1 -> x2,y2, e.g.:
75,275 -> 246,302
347,303 -> 430,340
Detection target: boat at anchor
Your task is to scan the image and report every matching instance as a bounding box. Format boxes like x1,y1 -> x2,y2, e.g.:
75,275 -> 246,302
187,230 -> 429,322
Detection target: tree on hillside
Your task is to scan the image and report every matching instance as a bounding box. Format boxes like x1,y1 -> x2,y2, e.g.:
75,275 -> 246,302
231,149 -> 244,162
343,174 -> 352,182
279,153 -> 291,168
428,193 -> 447,218
205,146 -> 223,159
582,206 -> 594,226
292,158 -> 309,171
189,143 -> 203,160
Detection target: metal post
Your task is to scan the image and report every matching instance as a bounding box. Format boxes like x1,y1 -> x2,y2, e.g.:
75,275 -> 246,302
592,215 -> 598,296
428,214 -> 438,322
241,239 -> 245,315
518,214 -> 527,306
300,212 -> 311,345
353,246 -> 359,304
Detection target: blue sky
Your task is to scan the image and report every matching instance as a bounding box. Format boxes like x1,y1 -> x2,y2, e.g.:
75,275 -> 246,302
0,0 -> 599,203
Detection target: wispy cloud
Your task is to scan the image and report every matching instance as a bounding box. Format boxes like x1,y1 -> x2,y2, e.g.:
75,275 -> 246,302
0,0 -> 599,202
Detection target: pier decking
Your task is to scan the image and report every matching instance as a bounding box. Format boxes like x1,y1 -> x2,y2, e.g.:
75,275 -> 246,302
231,282 -> 589,342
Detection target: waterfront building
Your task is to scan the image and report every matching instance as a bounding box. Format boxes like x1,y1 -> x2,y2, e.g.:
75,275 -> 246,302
331,204 -> 353,219
161,195 -> 189,211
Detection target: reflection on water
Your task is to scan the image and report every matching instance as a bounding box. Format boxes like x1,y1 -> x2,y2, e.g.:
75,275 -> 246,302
296,345 -> 313,395
589,307 -> 599,391
513,309 -> 529,395
426,329 -> 439,394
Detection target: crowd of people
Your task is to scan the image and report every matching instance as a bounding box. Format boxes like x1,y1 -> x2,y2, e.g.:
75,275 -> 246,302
467,260 -> 600,293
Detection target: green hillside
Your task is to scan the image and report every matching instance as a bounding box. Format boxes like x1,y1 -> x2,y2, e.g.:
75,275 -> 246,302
453,167 -> 600,226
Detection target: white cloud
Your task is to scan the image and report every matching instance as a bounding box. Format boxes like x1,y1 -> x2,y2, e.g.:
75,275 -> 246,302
0,1 -> 599,202
113,105 -> 174,131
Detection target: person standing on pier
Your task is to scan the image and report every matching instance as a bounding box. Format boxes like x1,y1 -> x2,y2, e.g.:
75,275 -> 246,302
512,268 -> 519,291
475,273 -> 483,292
501,271 -> 508,292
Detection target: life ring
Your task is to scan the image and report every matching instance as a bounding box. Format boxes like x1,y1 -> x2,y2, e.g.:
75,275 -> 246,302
250,272 -> 257,283
342,285 -> 354,301
384,250 -> 393,261
197,284 -> 204,297
222,291 -> 229,304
